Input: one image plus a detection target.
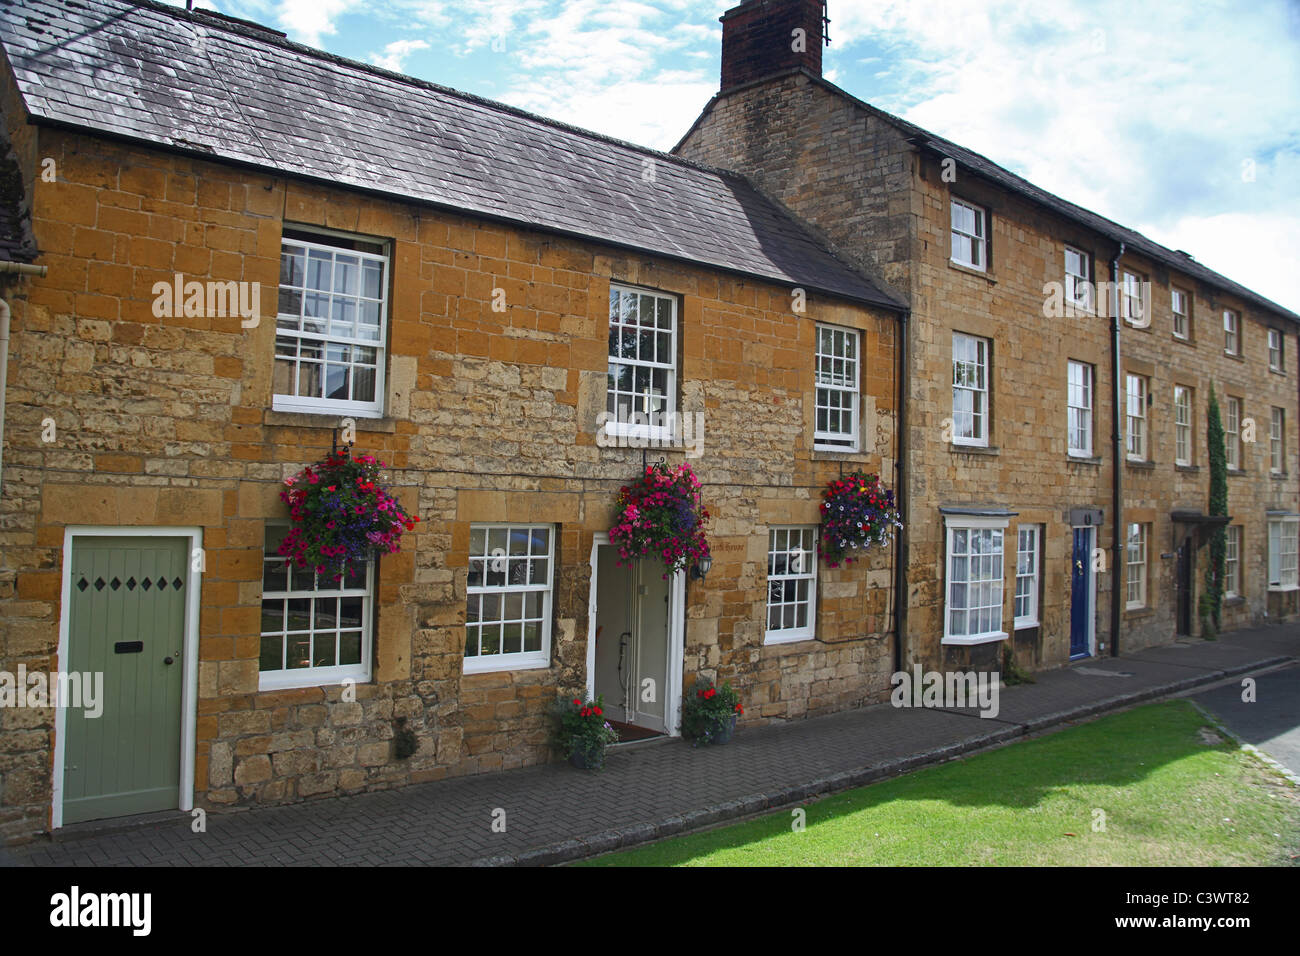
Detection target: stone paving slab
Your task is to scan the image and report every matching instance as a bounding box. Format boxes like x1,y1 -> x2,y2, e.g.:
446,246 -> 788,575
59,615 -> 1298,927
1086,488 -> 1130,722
7,623 -> 1296,867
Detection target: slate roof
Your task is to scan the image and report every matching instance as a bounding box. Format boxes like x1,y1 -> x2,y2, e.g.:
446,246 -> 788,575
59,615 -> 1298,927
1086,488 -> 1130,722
0,0 -> 904,311
679,69 -> 1298,324
897,123 -> 1300,325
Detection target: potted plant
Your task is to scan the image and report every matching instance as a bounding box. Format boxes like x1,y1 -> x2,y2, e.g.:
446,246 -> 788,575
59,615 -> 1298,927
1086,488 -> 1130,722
279,448 -> 418,582
552,695 -> 620,769
609,461 -> 710,577
681,679 -> 743,746
818,471 -> 902,568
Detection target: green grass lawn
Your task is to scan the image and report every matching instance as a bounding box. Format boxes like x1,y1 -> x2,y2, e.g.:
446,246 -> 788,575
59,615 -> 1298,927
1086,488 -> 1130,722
577,700 -> 1300,866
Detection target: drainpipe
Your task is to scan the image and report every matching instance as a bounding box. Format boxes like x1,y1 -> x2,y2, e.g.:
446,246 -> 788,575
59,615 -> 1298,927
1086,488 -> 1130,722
892,308 -> 910,676
1109,242 -> 1126,657
0,261 -> 50,497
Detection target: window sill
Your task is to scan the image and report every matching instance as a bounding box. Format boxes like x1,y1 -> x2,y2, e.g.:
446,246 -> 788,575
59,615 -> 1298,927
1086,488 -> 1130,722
1126,459 -> 1156,471
1224,351 -> 1244,361
463,658 -> 550,676
1224,594 -> 1245,607
1269,367 -> 1286,376
1175,464 -> 1200,474
1068,454 -> 1101,466
1270,472 -> 1290,480
813,444 -> 863,457
764,630 -> 816,646
1013,619 -> 1039,631
1172,334 -> 1194,346
1267,585 -> 1299,594
259,670 -> 370,693
264,409 -> 397,432
948,260 -> 996,284
950,443 -> 998,456
1228,467 -> 1247,476
941,631 -> 1008,646
1123,606 -> 1154,619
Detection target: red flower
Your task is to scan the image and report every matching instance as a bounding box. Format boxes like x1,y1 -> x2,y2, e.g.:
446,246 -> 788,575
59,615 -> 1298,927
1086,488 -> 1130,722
572,698 -> 581,706
593,706 -> 602,716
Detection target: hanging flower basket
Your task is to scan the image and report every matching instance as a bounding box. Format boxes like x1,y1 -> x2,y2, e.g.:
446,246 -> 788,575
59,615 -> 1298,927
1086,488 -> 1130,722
818,471 -> 901,568
279,449 -> 419,582
609,461 -> 710,577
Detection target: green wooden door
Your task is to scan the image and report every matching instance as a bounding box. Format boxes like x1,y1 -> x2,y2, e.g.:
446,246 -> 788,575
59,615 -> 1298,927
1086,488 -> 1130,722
63,536 -> 188,824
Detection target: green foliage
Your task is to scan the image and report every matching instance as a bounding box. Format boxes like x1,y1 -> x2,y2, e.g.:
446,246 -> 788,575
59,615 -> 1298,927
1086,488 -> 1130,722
681,679 -> 743,744
551,694 -> 619,759
1205,386 -> 1228,631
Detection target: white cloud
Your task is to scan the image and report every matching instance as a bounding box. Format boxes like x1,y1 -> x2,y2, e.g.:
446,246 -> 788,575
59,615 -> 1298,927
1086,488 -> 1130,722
502,71 -> 716,150
828,0 -> 1300,311
273,0 -> 363,47
369,38 -> 431,72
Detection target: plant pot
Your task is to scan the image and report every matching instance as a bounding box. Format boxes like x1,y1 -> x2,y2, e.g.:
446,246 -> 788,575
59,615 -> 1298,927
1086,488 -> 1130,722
569,736 -> 606,770
708,713 -> 737,745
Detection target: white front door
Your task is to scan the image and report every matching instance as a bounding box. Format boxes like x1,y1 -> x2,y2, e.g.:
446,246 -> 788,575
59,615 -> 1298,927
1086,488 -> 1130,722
587,538 -> 684,735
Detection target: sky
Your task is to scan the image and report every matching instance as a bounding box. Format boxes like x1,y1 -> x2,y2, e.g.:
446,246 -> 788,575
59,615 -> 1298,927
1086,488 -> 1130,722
165,0 -> 1300,313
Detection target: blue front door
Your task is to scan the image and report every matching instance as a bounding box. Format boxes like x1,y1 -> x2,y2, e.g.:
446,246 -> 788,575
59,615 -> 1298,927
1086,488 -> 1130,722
1070,528 -> 1091,659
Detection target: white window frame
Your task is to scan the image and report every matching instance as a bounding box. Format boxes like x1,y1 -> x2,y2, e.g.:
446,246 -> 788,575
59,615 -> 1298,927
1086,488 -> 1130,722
1125,522 -> 1147,610
1067,360 -> 1093,457
1271,406 -> 1285,474
260,523 -> 374,691
950,199 -> 986,271
1064,247 -> 1092,311
814,324 -> 860,451
1269,328 -> 1284,371
952,332 -> 990,447
1125,373 -> 1147,461
1268,517 -> 1299,591
274,232 -> 389,418
1171,288 -> 1190,339
1226,397 -> 1241,470
943,515 -> 1009,645
765,526 -> 818,644
1174,385 -> 1192,466
1225,525 -> 1240,598
1121,271 -> 1146,325
464,524 -> 555,674
605,284 -> 678,442
1014,525 -> 1039,629
1224,309 -> 1240,355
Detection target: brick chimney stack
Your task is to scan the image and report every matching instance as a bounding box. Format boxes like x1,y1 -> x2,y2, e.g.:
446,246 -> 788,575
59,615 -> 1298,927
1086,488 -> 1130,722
719,0 -> 826,93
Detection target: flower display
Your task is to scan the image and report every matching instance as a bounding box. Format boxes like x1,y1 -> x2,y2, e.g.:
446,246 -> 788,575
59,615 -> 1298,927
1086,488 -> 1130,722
552,693 -> 620,765
609,461 -> 710,577
818,471 -> 902,568
680,679 -> 743,745
278,449 -> 418,582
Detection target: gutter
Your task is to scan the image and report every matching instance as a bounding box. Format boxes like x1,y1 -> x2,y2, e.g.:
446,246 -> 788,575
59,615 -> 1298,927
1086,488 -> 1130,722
1109,243 -> 1126,657
0,261 -> 49,497
893,308 -> 910,675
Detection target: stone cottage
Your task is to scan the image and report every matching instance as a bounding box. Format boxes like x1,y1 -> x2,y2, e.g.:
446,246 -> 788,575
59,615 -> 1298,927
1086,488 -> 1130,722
0,0 -> 905,842
678,0 -> 1300,674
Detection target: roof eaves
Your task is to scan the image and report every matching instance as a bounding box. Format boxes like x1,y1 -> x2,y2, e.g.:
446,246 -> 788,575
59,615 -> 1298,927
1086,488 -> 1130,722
791,72 -> 1300,326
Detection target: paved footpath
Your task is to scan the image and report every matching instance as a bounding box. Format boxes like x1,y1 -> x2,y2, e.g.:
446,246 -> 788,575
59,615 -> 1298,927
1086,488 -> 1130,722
6,624 -> 1295,867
